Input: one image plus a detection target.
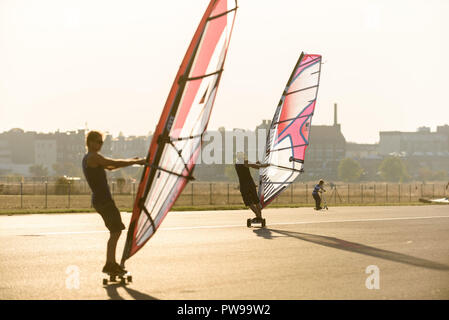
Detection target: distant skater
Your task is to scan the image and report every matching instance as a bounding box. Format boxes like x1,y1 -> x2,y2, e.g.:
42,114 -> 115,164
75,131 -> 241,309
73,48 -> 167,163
235,152 -> 269,223
312,179 -> 326,210
82,131 -> 146,274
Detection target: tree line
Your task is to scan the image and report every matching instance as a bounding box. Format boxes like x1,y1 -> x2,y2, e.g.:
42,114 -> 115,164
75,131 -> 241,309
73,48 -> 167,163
338,156 -> 448,182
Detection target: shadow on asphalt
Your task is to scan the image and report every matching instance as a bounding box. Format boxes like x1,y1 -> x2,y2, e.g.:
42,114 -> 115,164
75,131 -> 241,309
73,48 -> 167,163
103,283 -> 159,300
253,228 -> 449,271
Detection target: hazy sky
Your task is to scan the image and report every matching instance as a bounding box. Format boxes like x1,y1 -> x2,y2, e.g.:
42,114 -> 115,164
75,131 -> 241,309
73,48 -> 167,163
1,0 -> 448,143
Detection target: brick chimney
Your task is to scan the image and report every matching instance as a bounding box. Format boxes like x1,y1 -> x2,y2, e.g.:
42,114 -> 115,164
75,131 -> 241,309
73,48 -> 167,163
334,103 -> 338,126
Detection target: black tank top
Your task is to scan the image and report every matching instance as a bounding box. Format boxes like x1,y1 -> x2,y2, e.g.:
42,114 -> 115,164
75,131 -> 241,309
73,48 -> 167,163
235,163 -> 256,190
82,153 -> 112,205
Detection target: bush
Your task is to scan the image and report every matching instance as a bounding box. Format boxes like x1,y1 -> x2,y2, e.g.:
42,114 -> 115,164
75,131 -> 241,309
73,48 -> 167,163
338,158 -> 363,182
378,157 -> 410,182
55,177 -> 69,195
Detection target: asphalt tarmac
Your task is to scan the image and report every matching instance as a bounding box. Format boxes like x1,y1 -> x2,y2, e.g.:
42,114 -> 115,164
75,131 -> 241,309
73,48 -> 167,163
1,205 -> 448,299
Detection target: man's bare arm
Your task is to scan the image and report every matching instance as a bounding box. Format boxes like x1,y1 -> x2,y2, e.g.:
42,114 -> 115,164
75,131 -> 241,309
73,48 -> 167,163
88,153 -> 146,170
244,161 -> 270,169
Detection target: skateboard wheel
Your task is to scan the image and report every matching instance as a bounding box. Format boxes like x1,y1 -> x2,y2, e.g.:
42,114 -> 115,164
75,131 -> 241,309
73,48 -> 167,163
261,219 -> 266,228
247,219 -> 251,227
103,279 -> 108,285
127,275 -> 133,282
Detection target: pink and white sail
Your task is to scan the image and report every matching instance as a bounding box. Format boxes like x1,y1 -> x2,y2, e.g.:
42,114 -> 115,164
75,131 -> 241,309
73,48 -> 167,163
259,53 -> 322,208
121,0 -> 238,264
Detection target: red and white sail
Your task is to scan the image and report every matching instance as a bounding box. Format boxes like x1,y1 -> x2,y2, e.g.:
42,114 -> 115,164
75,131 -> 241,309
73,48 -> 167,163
259,53 -> 322,208
122,0 -> 238,263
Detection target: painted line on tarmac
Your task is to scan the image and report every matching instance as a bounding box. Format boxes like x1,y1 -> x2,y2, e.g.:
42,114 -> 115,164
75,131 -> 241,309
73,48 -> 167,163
31,215 -> 449,235
33,230 -> 110,235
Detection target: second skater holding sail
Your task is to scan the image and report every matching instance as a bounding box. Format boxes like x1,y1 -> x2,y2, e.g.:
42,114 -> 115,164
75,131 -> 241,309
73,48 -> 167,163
234,152 -> 269,227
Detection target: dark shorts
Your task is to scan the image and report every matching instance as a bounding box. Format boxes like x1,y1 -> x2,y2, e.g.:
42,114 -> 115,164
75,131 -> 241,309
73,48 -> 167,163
240,184 -> 260,207
312,193 -> 321,208
93,200 -> 126,233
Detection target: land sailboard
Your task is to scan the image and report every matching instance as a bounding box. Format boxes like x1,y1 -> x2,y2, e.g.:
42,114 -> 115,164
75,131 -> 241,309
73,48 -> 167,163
121,0 -> 238,264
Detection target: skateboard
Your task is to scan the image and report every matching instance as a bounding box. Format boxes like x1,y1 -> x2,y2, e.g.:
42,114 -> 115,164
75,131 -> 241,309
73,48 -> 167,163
247,218 -> 266,228
102,271 -> 133,285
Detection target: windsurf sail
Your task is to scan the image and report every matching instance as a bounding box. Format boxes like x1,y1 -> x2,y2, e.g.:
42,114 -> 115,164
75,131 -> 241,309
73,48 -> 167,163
121,0 -> 238,264
259,52 -> 322,208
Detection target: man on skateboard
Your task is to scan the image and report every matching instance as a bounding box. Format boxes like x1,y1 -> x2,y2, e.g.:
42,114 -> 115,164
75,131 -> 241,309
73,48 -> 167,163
312,179 -> 326,210
82,131 -> 146,275
234,152 -> 269,224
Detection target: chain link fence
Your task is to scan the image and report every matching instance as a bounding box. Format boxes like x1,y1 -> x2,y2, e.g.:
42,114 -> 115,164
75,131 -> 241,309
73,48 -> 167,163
0,180 -> 448,211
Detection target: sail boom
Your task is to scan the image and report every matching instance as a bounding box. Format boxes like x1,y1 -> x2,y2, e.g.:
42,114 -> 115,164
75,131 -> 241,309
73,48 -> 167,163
273,112 -> 314,126
208,7 -> 237,21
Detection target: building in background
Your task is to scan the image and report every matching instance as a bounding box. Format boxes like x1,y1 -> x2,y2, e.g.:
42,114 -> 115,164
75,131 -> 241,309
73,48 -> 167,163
303,103 -> 346,180
0,111 -> 447,181
0,128 -> 36,176
379,126 -> 449,177
34,138 -> 57,174
0,129 -> 86,177
379,126 -> 449,156
110,133 -> 151,159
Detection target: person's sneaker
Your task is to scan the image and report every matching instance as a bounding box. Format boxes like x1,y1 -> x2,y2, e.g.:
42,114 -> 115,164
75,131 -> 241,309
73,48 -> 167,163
102,262 -> 116,273
102,262 -> 126,275
113,262 -> 127,274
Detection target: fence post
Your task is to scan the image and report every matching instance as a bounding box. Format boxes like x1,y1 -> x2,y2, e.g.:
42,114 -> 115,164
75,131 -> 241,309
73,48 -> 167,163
291,183 -> 293,203
432,184 -> 435,198
209,183 -> 212,205
45,182 -> 48,209
359,185 -> 362,203
305,184 -> 308,204
347,184 -> 350,204
132,182 -> 135,208
20,182 -> 23,209
227,183 -> 230,204
68,181 -> 71,209
409,184 -> 412,202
